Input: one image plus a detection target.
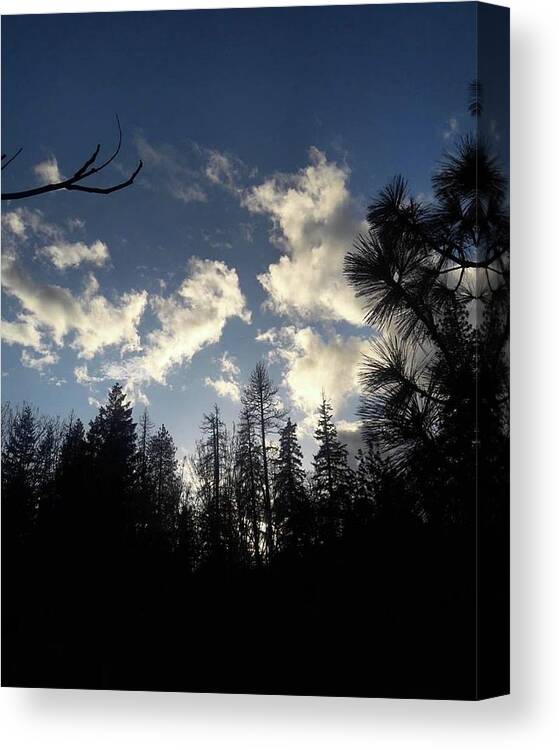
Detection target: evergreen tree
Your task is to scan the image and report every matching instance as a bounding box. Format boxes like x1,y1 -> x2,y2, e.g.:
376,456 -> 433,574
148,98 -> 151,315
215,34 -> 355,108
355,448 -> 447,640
58,417 -> 87,479
137,407 -> 154,494
348,448 -> 377,534
55,416 -> 88,512
273,418 -> 310,552
344,98 -> 509,524
34,417 -> 63,531
39,416 -> 88,550
86,383 -> 137,544
146,424 -> 182,544
2,404 -> 38,540
312,395 -> 353,543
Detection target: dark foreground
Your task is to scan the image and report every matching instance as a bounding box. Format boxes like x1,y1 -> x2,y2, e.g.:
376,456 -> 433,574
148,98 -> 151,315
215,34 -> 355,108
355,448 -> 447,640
2,516 -> 508,700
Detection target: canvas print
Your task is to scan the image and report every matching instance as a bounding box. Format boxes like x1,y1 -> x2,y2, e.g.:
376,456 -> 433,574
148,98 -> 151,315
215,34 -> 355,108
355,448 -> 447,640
1,3 -> 509,699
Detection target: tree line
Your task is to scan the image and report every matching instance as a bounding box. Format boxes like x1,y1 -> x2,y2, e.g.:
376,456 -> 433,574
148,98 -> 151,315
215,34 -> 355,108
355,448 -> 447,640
1,369 -> 386,572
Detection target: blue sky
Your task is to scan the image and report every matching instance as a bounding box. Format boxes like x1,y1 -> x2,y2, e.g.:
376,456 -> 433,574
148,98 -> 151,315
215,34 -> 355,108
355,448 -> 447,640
2,3 -> 490,462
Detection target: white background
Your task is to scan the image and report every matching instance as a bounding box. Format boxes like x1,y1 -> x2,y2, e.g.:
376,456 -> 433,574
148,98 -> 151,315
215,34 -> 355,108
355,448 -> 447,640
0,0 -> 557,748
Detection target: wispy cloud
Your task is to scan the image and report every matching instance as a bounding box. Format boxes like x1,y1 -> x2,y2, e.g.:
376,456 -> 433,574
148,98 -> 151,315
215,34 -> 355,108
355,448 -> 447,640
204,350 -> 242,402
134,135 -> 208,204
133,134 -> 254,205
34,156 -> 63,184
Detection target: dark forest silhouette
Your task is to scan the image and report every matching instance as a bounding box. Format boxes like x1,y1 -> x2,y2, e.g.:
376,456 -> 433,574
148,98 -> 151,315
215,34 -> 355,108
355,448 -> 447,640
1,98 -> 508,699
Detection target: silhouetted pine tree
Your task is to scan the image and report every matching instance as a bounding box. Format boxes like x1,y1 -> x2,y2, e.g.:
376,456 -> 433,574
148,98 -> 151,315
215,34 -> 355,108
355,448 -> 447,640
312,396 -> 353,543
350,448 -> 376,529
55,417 -> 87,518
137,408 -> 154,493
344,104 -> 509,524
32,418 -> 60,534
146,424 -> 182,546
273,418 -> 310,553
2,404 -> 38,542
86,383 -> 137,546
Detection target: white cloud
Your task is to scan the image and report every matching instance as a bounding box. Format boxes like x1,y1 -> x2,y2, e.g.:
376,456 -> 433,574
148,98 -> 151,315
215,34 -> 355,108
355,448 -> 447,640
2,211 -> 27,238
100,258 -> 251,402
218,351 -> 240,376
74,364 -> 104,386
1,251 -> 147,359
1,315 -> 43,349
2,211 -> 250,404
244,148 -> 367,326
2,207 -> 63,244
34,157 -> 63,184
39,240 -> 109,270
204,350 -> 242,402
204,376 -> 241,403
257,325 -> 369,426
336,419 -> 362,433
21,349 -> 59,371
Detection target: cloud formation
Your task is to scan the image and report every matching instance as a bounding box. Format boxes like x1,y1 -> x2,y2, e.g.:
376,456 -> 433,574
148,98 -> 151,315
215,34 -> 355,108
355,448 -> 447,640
244,148 -> 367,326
21,349 -> 60,371
1,251 -> 147,360
101,258 -> 251,403
2,211 -> 27,238
204,351 -> 242,402
204,377 -> 241,402
257,325 -> 369,426
39,240 -> 109,270
34,157 -> 63,184
2,203 -> 250,403
2,207 -> 106,270
2,207 -> 63,244
135,135 -> 208,204
1,316 -> 43,349
135,136 -> 252,205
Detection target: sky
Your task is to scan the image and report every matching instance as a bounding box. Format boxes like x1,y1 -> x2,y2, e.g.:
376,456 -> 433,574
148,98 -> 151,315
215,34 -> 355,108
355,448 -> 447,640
1,2 -> 495,464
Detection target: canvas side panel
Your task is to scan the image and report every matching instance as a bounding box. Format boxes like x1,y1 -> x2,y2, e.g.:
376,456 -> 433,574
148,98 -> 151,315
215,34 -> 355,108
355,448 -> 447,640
475,0 -> 510,700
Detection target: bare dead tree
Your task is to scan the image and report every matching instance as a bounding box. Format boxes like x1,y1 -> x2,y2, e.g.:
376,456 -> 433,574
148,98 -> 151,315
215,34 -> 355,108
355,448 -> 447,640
1,116 -> 143,201
242,362 -> 286,561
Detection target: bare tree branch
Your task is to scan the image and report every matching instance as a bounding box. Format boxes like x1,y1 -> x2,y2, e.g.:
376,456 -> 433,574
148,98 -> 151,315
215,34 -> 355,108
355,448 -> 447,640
1,116 -> 142,201
66,161 -> 144,195
1,148 -> 23,171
